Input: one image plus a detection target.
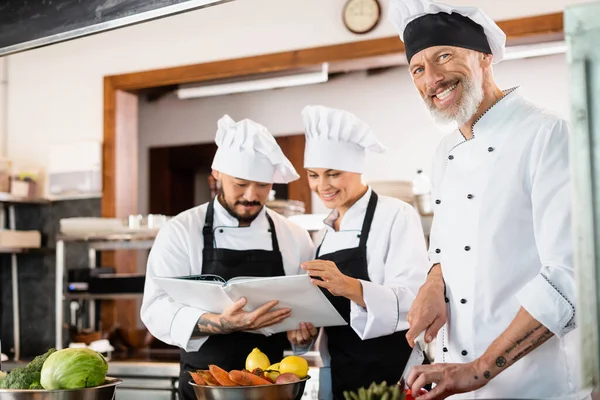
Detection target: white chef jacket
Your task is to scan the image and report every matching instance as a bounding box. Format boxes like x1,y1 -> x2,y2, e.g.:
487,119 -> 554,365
141,199 -> 315,352
429,87 -> 589,399
294,188 -> 429,399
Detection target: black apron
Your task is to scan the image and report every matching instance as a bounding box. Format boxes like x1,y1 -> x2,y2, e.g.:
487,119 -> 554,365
317,191 -> 413,400
178,201 -> 288,400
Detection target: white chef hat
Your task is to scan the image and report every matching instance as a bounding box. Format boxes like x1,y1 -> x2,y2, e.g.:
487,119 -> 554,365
302,105 -> 385,174
388,0 -> 506,64
211,115 -> 299,184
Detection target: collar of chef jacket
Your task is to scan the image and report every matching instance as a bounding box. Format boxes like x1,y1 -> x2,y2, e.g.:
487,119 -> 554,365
211,197 -> 270,230
323,187 -> 373,232
469,86 -> 521,137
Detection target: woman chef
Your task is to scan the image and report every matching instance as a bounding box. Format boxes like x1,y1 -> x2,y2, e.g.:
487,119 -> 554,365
289,105 -> 430,399
141,115 -> 315,400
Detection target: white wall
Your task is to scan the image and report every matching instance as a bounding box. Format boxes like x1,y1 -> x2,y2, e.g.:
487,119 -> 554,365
138,53 -> 570,215
4,0 -> 593,199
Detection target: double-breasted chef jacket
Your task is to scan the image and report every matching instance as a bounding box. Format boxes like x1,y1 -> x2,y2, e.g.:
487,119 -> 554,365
298,186 -> 430,399
141,199 -> 315,398
428,87 -> 589,400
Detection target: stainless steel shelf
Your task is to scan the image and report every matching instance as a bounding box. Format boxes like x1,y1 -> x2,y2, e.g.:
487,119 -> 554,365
0,192 -> 50,204
65,293 -> 143,300
57,233 -> 156,250
0,247 -> 54,254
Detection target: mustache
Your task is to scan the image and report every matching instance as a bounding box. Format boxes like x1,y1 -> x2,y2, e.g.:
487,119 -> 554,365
235,201 -> 261,207
426,80 -> 458,97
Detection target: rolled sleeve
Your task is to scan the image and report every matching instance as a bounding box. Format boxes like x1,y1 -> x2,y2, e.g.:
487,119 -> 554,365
171,306 -> 208,352
516,119 -> 577,337
516,270 -> 575,337
141,220 -> 212,351
350,204 -> 429,340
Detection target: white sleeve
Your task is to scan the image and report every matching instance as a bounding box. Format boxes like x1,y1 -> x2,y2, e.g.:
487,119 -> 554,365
516,119 -> 576,337
140,220 -> 210,352
350,205 -> 430,339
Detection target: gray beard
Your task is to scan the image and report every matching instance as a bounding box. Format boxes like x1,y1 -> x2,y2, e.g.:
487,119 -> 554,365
425,76 -> 484,127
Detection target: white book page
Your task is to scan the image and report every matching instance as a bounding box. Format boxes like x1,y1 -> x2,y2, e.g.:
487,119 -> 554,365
223,275 -> 347,335
152,276 -> 234,313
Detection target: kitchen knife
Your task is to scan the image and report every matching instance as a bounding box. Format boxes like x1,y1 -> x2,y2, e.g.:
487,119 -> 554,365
398,331 -> 427,389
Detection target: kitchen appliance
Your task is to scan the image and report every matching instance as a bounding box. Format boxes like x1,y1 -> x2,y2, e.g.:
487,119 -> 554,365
189,376 -> 310,400
67,268 -> 116,293
88,273 -> 145,294
0,377 -> 122,399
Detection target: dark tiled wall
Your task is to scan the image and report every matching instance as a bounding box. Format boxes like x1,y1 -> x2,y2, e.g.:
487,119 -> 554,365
0,198 -> 101,359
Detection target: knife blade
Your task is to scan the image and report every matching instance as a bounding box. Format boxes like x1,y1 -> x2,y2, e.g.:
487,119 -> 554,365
398,331 -> 427,389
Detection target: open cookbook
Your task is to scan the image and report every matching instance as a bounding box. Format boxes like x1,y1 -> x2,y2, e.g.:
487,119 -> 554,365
152,274 -> 347,335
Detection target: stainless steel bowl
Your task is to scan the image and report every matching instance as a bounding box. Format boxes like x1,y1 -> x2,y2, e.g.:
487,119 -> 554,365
190,376 -> 310,400
0,377 -> 122,400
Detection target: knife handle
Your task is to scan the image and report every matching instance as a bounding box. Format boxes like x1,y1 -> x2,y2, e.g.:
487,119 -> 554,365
415,331 -> 427,349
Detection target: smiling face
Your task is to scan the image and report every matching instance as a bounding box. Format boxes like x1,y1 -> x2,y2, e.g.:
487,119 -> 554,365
409,46 -> 492,127
306,168 -> 365,210
212,170 -> 272,225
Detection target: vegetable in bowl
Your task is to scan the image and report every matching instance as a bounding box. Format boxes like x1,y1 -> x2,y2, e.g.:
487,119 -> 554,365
0,347 -> 108,391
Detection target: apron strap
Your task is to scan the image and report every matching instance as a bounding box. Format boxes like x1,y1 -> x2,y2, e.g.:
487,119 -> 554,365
203,200 -> 216,250
265,211 -> 280,253
315,190 -> 378,257
358,191 -> 378,248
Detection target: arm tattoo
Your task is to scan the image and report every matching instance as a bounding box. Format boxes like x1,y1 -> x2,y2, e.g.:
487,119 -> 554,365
192,315 -> 227,337
509,328 -> 553,363
483,371 -> 491,379
495,357 -> 506,368
192,315 -> 247,337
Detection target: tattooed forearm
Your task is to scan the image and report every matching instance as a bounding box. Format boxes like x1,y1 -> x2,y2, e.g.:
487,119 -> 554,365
476,308 -> 556,383
192,313 -> 249,337
509,328 -> 553,363
192,314 -> 227,336
504,324 -> 544,355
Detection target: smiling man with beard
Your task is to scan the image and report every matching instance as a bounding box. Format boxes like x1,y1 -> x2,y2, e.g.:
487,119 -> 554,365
387,0 -> 589,399
141,115 -> 315,400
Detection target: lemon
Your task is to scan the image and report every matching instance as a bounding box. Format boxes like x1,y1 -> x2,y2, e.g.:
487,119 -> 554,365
245,348 -> 271,371
279,356 -> 309,379
265,362 -> 280,382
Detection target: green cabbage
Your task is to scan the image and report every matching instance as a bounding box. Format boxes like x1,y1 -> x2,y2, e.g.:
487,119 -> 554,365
40,348 -> 108,390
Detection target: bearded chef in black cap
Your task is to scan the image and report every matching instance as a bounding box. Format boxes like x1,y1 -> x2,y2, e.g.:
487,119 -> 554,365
388,0 -> 590,399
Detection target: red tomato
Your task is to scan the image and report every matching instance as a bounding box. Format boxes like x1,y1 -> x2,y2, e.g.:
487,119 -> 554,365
405,388 -> 428,400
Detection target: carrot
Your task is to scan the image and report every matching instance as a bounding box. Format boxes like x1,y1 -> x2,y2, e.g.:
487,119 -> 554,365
188,371 -> 206,385
198,370 -> 221,386
209,365 -> 238,386
229,369 -> 273,386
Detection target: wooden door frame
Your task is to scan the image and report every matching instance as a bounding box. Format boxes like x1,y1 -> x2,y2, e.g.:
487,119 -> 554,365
101,12 -> 564,340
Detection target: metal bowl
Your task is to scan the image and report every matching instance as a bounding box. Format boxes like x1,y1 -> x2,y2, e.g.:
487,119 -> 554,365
0,377 -> 122,400
190,376 -> 310,400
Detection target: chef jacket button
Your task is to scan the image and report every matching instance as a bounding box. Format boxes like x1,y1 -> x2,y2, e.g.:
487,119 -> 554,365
448,155 -> 454,160
219,229 -> 224,233
464,246 -> 471,251
445,297 -> 449,303
435,199 -> 441,205
460,298 -> 467,304
435,248 -> 441,254
443,347 -> 448,352
488,147 -> 495,152
461,350 -> 468,356
467,194 -> 474,199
